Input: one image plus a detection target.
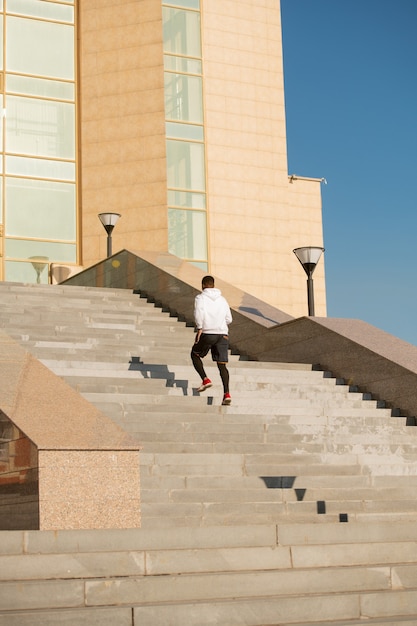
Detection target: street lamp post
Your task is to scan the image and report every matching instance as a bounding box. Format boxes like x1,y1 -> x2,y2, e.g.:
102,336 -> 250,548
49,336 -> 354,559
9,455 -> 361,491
293,246 -> 325,316
98,213 -> 121,257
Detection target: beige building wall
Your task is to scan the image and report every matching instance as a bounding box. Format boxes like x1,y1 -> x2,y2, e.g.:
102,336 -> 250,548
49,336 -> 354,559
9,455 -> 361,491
78,0 -> 326,318
202,0 -> 326,317
79,0 -> 168,268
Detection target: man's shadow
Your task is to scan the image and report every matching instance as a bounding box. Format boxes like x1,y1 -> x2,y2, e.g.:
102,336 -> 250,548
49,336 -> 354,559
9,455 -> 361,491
128,356 -> 189,395
128,356 -> 212,397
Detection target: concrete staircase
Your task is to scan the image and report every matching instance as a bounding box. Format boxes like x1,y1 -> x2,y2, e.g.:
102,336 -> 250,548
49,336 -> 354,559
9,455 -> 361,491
1,281 -> 417,625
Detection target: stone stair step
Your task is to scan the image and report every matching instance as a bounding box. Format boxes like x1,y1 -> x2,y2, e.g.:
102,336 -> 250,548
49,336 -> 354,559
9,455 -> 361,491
142,486 -> 417,508
77,392 -> 392,418
1,565 -> 414,622
4,520 -> 417,555
3,535 -> 417,581
140,474 -> 373,491
3,597 -> 416,626
135,441 -> 417,458
129,427 -> 414,445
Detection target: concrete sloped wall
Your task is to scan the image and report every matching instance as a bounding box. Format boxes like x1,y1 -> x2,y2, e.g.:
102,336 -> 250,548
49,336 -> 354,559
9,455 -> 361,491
0,330 -> 141,530
65,249 -> 417,419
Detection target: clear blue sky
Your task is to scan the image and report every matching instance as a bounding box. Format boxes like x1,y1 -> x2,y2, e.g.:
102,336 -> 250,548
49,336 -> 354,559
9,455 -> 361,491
280,0 -> 417,345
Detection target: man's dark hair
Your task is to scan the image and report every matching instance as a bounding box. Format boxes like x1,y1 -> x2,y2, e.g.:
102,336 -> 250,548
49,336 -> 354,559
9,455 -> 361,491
202,275 -> 215,288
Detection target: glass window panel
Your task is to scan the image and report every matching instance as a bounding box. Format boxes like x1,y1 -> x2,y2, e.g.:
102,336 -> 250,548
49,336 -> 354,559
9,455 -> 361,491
6,96 -> 75,159
5,240 -> 76,262
165,74 -> 203,124
7,75 -> 74,101
7,16 -> 74,80
167,189 -> 206,209
167,140 -> 205,191
166,122 -> 203,141
163,8 -> 201,58
7,0 -> 74,23
168,208 -> 207,260
6,177 -> 76,240
6,156 -> 75,181
163,0 -> 200,9
164,55 -> 202,75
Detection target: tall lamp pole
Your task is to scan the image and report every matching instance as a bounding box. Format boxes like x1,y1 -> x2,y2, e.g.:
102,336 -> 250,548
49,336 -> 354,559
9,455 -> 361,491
98,213 -> 121,257
293,246 -> 325,316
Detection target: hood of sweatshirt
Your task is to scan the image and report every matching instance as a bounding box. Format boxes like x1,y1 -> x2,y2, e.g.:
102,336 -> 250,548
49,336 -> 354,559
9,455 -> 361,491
202,288 -> 222,301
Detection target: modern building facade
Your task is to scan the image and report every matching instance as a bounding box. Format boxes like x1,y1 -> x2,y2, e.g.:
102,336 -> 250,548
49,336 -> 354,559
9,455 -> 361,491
0,0 -> 326,317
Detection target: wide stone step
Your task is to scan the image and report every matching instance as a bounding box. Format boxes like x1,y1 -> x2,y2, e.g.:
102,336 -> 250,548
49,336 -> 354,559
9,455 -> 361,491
142,484 -> 417,505
141,473 -> 417,493
128,424 -> 414,444
4,520 -> 417,554
5,323 -> 192,339
135,440 -> 417,457
22,341 -> 190,358
111,406 -> 405,426
3,534 -> 417,580
138,506 -> 417,528
1,549 -> 415,607
0,303 -> 165,316
140,474 -> 375,491
77,390 -> 392,415
37,359 -> 329,377
2,596 -> 417,626
141,456 -> 364,478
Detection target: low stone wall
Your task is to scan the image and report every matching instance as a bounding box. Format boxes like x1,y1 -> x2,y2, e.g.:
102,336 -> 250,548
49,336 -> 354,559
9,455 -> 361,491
0,331 -> 141,530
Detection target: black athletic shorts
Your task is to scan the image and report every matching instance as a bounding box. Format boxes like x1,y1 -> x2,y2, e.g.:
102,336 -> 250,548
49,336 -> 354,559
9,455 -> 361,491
192,333 -> 229,362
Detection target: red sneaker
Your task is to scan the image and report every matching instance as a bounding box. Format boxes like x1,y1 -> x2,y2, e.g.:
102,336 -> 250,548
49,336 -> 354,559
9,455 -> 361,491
197,378 -> 212,392
222,393 -> 232,405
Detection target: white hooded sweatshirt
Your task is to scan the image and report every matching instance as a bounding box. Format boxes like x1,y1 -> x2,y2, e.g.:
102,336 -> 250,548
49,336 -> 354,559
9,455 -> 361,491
194,288 -> 233,335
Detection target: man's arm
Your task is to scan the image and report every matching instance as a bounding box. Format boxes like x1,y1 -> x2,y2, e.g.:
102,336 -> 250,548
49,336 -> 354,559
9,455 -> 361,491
194,295 -> 204,340
194,295 -> 206,326
224,300 -> 233,325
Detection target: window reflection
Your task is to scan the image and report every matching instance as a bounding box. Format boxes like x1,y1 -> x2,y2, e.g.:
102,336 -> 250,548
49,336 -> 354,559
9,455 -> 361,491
7,16 -> 74,79
7,75 -> 74,101
165,73 -> 203,124
6,96 -> 75,159
7,0 -> 74,22
168,209 -> 207,260
6,156 -> 75,181
163,2 -> 208,268
162,7 -> 201,58
6,178 -> 76,239
2,2 -> 77,282
167,140 -> 205,191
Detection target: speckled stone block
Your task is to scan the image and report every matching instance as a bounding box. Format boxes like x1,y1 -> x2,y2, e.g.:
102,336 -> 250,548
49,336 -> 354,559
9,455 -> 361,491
0,330 -> 141,530
38,450 -> 140,530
